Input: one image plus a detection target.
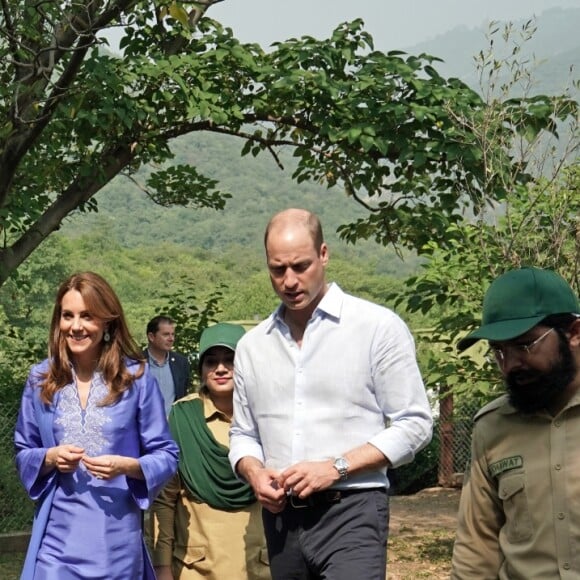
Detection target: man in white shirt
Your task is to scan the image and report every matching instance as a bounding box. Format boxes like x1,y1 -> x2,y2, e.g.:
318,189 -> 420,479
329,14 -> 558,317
229,208 -> 433,580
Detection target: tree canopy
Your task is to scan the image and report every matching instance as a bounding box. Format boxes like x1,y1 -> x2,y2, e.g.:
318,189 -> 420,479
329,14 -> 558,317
1,1 -> 576,286
387,20 -> 579,402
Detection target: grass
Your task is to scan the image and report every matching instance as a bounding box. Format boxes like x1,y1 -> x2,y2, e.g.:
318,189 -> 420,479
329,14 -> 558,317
388,528 -> 455,579
0,553 -> 24,580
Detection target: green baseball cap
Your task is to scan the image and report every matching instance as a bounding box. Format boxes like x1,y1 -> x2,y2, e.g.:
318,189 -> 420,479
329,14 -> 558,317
198,323 -> 246,362
458,267 -> 579,351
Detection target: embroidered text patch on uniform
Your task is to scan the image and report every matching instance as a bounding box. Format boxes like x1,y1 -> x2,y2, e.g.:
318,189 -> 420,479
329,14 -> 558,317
489,455 -> 523,478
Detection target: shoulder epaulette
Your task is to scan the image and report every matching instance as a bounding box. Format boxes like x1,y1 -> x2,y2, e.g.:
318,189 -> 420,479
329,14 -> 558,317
474,394 -> 509,421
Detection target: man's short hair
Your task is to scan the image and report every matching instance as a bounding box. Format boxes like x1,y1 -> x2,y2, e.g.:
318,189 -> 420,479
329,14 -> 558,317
147,315 -> 174,335
264,209 -> 325,254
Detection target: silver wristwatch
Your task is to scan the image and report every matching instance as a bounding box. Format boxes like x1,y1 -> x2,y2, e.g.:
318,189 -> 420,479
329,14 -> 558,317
333,456 -> 349,481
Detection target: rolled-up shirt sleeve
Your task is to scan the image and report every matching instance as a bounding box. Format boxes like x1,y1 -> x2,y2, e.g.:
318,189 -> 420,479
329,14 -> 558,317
367,314 -> 433,468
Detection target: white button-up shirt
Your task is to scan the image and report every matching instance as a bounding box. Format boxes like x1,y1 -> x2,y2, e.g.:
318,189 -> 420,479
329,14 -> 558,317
229,283 -> 433,489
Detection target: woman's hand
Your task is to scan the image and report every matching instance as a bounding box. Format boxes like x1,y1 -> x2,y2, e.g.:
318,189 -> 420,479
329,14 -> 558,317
82,454 -> 144,480
44,444 -> 85,474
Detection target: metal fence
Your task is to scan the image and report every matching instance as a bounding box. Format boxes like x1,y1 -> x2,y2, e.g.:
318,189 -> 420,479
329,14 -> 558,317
437,395 -> 480,488
0,396 -> 481,535
0,400 -> 33,535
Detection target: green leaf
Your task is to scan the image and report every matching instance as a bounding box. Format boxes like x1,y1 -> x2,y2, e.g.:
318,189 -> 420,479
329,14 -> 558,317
168,4 -> 190,29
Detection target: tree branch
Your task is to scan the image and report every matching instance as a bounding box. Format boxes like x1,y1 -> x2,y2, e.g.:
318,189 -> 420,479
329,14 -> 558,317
0,140 -> 136,284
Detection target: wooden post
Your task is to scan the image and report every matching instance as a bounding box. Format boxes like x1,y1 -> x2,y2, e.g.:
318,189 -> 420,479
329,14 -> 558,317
438,385 -> 454,487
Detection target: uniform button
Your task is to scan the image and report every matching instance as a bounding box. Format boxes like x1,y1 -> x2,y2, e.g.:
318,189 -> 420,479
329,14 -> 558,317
557,512 -> 565,520
554,420 -> 562,428
555,464 -> 562,470
563,563 -> 571,570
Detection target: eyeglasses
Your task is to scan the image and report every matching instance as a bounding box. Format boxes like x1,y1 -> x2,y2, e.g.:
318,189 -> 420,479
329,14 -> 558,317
488,327 -> 554,364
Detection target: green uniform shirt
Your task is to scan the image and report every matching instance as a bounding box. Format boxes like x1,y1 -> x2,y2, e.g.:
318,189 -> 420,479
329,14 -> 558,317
451,389 -> 580,579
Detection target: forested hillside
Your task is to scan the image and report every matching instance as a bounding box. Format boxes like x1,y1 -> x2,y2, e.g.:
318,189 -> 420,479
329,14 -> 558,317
61,130 -> 419,277
60,6 -> 579,266
1,6 -> 576,384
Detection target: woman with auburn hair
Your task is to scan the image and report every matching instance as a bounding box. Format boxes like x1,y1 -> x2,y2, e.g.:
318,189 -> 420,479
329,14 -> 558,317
15,272 -> 178,579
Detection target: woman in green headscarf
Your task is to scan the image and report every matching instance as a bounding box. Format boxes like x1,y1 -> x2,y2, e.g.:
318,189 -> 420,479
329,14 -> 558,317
150,323 -> 270,580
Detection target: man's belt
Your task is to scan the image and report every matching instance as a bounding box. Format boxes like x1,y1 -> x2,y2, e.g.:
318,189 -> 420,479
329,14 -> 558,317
288,488 -> 384,509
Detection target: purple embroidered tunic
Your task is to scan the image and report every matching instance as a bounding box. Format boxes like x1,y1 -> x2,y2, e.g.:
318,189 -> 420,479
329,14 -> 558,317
15,359 -> 179,580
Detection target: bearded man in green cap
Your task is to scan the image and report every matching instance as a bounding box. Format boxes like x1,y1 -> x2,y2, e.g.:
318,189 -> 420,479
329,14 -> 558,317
451,267 -> 580,579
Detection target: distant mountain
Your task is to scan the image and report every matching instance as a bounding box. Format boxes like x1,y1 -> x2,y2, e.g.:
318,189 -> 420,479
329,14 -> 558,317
406,6 -> 580,94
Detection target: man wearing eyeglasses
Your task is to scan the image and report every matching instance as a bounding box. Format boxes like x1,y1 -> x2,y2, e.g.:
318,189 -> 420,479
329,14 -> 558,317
451,267 -> 580,579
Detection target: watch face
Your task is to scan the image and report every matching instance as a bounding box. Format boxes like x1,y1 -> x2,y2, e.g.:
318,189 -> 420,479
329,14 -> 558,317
334,457 -> 349,478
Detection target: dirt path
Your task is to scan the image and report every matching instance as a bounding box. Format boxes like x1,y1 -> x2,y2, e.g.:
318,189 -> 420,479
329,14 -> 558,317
388,487 -> 461,579
390,486 -> 461,533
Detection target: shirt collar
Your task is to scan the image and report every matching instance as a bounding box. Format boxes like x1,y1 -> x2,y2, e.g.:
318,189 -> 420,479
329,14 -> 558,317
315,282 -> 343,321
147,350 -> 169,367
201,392 -> 231,423
561,386 -> 580,414
266,282 -> 343,333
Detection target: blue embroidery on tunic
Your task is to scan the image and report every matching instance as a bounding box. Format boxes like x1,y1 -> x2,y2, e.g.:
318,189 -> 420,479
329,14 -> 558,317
55,373 -> 111,456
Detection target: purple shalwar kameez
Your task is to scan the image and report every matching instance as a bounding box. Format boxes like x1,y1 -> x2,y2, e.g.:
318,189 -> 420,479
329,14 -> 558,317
15,359 -> 179,580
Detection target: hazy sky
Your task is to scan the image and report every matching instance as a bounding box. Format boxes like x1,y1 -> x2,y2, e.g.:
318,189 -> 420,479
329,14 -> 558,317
210,0 -> 578,50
